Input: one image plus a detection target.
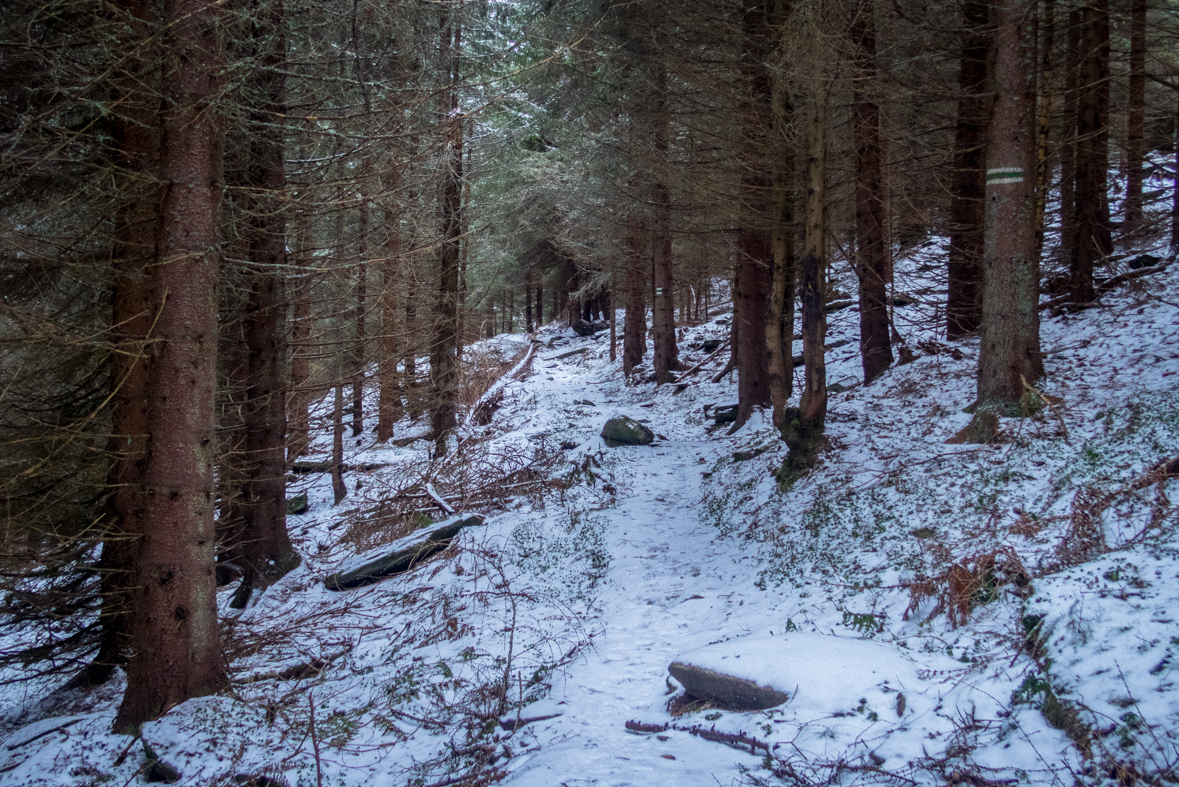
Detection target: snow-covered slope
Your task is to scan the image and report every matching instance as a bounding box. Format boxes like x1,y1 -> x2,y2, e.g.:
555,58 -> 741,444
1,244 -> 1177,787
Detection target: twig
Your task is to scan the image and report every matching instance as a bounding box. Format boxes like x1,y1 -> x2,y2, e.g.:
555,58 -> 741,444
426,482 -> 456,515
309,693 -> 323,787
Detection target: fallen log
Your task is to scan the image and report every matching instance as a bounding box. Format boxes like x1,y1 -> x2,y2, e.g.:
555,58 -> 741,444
324,514 -> 485,591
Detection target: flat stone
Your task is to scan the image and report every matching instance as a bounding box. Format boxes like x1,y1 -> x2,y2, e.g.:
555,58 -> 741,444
668,662 -> 790,710
669,634 -> 944,718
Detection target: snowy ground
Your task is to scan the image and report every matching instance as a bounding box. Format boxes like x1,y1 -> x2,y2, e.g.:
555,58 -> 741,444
1,233 -> 1177,786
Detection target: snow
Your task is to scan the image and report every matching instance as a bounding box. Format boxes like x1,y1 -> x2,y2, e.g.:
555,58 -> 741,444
1,225 -> 1178,784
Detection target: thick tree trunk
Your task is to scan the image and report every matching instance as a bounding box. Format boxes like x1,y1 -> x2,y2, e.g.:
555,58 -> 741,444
534,268 -> 544,326
946,0 -> 989,339
851,0 -> 892,383
1070,0 -> 1112,304
114,0 -> 228,730
431,11 -> 462,455
975,0 -> 1043,418
378,212 -> 403,442
90,0 -> 159,683
623,220 -> 647,376
1124,0 -> 1146,229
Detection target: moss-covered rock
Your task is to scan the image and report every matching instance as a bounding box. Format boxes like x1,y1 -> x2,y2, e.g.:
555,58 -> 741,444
601,416 -> 654,447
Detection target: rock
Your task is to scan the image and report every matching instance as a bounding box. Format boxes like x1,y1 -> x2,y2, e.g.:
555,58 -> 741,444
559,440 -> 578,450
702,339 -> 722,353
286,493 -> 309,515
825,339 -> 851,350
1127,253 -> 1161,270
668,662 -> 790,711
571,319 -> 597,337
392,435 -> 428,447
142,739 -> 180,784
733,447 -> 768,462
889,294 -> 917,308
827,382 -> 850,394
324,514 -> 485,590
669,634 -> 940,716
600,416 -> 655,447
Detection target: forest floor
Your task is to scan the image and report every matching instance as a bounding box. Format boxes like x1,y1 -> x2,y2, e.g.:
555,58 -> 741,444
2,233 -> 1179,786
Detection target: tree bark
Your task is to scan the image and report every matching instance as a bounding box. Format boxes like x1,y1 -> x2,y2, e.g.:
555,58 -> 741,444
90,0 -> 159,684
946,0 -> 990,339
766,0 -> 795,429
778,87 -> 828,482
1124,0 -> 1146,229
114,0 -> 228,730
623,218 -> 647,376
1070,0 -> 1112,304
1059,3 -> 1081,264
734,0 -> 773,426
975,0 -> 1043,418
288,216 -> 312,463
378,207 -> 403,442
331,384 -> 346,504
850,0 -> 892,383
351,198 -> 368,437
430,10 -> 462,455
231,0 -> 299,611
651,65 -> 679,384
1035,0 -> 1055,259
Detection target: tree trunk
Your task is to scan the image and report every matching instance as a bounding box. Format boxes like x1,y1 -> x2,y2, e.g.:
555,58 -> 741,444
231,0 -> 299,610
1059,3 -> 1081,264
975,0 -> 1043,419
288,217 -> 312,462
946,0 -> 989,339
90,0 -> 159,684
351,199 -> 368,437
734,0 -> 773,426
1035,0 -> 1055,259
1124,0 -> 1146,229
535,268 -> 544,326
378,209 -> 403,442
331,384 -> 346,504
766,0 -> 795,430
114,0 -> 228,730
431,10 -> 462,455
1070,0 -> 1112,304
525,268 -> 534,333
850,0 -> 892,383
623,218 -> 647,376
778,87 -> 828,483
651,64 -> 679,383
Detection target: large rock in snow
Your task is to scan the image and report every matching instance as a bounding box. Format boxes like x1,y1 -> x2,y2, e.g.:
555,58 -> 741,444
669,634 -> 929,716
600,416 -> 654,447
